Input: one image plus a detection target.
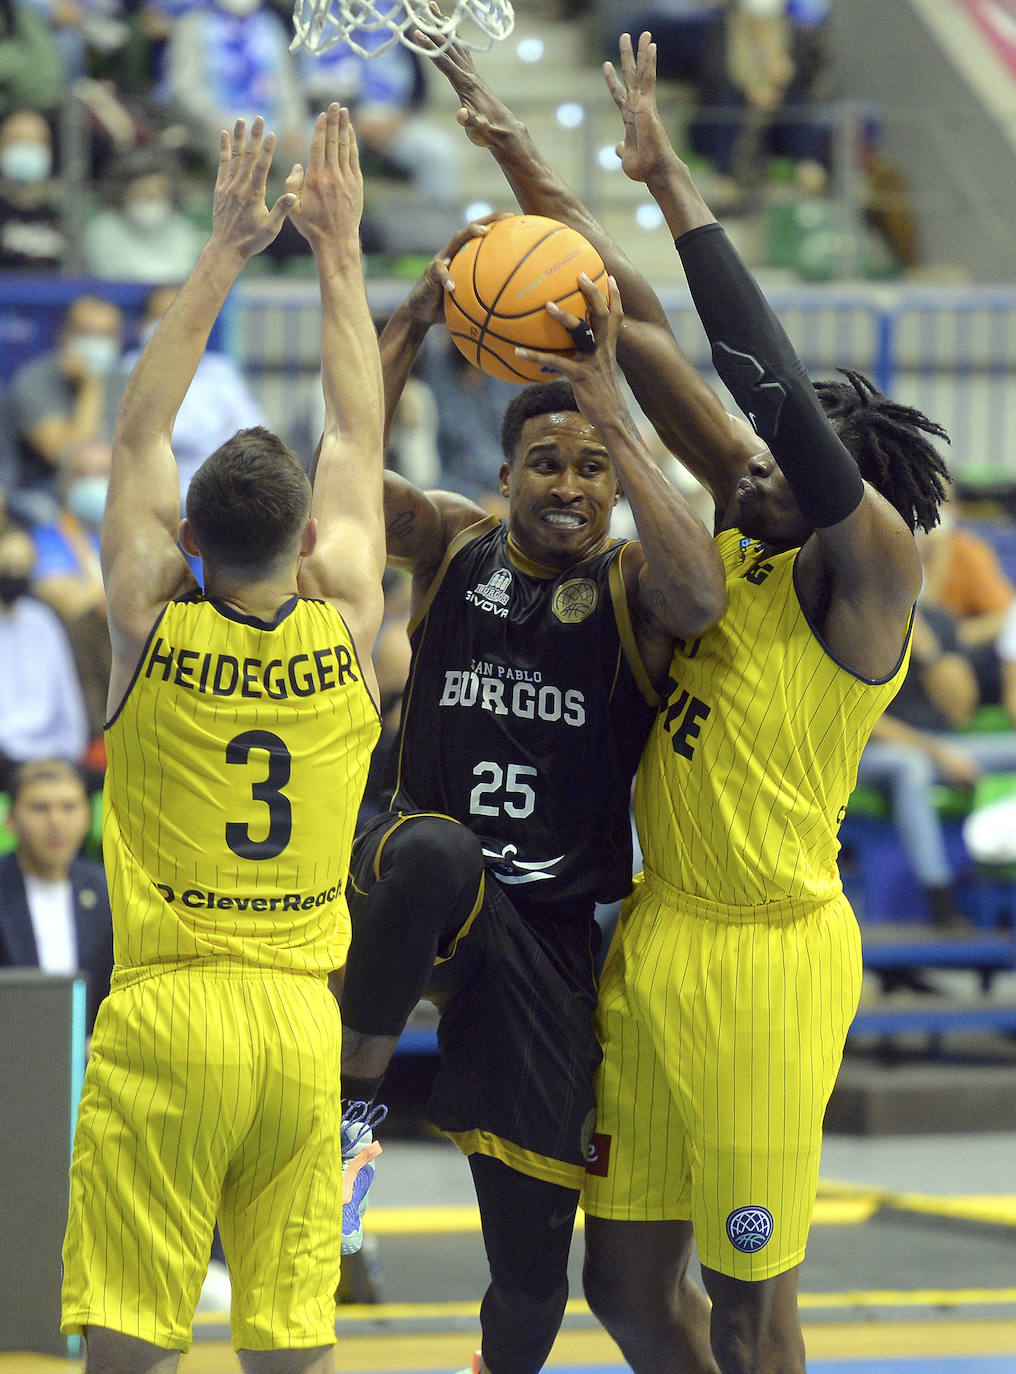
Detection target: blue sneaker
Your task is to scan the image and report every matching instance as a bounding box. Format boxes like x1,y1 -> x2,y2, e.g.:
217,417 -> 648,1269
340,1099 -> 388,1255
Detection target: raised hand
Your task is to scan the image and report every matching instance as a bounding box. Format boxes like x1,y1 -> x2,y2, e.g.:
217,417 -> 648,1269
515,273 -> 622,398
401,215 -> 510,326
415,12 -> 520,149
286,103 -> 363,251
211,116 -> 296,260
603,31 -> 679,189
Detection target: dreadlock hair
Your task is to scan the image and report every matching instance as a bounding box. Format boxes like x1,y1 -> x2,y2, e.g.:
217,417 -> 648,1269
813,368 -> 951,533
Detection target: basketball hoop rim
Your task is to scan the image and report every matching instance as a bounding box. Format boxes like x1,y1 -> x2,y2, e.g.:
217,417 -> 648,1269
290,0 -> 516,59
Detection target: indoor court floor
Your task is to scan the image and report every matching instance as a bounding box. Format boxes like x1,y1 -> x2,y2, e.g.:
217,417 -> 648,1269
7,1132 -> 1016,1374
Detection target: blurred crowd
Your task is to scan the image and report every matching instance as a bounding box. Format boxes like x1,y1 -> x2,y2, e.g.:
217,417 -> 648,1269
0,0 -> 1013,1007
0,0 -> 471,273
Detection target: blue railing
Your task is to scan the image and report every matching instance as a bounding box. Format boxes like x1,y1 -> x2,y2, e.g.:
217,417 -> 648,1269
2,277 -> 1015,479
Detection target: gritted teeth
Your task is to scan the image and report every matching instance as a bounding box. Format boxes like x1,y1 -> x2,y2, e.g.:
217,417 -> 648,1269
542,510 -> 585,527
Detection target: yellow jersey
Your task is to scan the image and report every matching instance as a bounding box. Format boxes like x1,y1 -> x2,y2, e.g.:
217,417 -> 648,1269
634,528 -> 911,911
104,592 -> 380,974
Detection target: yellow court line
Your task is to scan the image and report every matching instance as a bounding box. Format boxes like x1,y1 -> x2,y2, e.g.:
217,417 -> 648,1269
362,1194 -> 879,1236
9,1319 -> 1016,1372
820,1179 -> 1016,1228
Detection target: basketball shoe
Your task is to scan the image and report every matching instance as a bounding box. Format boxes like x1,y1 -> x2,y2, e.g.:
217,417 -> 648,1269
340,1099 -> 388,1255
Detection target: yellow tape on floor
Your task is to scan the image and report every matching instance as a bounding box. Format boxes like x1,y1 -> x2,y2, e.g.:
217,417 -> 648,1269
362,1192 -> 880,1237
7,1319 -> 1016,1372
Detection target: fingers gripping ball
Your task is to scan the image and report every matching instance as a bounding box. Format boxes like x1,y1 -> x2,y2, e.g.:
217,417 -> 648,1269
444,215 -> 608,383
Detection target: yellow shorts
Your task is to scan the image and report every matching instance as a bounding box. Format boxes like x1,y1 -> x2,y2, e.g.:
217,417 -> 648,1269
582,872 -> 862,1280
62,965 -> 343,1351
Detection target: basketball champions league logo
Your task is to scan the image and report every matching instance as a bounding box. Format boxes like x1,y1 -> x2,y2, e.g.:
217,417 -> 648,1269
726,1205 -> 774,1254
552,578 -> 598,624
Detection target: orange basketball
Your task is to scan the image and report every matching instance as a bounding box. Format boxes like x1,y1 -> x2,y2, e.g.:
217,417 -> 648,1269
444,214 -> 608,384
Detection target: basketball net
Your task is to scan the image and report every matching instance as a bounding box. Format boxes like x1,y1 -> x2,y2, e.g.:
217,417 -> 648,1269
290,0 -> 515,58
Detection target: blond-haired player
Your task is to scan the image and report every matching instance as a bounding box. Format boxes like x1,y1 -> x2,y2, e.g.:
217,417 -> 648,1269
61,106 -> 385,1374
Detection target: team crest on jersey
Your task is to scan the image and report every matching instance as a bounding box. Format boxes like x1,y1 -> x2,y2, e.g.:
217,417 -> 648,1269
552,578 -> 598,624
467,566 -> 513,617
726,1205 -> 774,1253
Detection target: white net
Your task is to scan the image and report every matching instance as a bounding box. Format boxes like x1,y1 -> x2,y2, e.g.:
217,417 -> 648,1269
290,0 -> 515,58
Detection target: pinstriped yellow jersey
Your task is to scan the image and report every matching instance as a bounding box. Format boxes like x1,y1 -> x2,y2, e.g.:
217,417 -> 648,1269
104,592 -> 380,974
634,528 -> 911,911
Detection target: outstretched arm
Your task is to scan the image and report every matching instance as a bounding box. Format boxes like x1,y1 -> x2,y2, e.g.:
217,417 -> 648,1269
609,32 -> 922,676
517,276 -> 726,688
102,118 -> 296,679
375,223 -> 501,602
287,105 -> 386,666
421,31 -> 753,505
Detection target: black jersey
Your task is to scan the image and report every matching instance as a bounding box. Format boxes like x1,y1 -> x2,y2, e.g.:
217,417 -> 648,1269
391,517 -> 658,904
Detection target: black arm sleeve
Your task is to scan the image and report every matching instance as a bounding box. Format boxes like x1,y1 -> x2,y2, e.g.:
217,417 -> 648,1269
675,222 -> 864,529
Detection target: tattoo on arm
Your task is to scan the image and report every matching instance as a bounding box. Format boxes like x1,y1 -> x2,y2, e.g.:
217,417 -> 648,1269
386,510 -> 415,541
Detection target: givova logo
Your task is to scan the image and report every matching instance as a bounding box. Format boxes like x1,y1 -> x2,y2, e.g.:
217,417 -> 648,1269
726,1205 -> 774,1253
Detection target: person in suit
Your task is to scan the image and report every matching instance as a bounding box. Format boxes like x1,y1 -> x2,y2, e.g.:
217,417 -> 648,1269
0,757 -> 111,1032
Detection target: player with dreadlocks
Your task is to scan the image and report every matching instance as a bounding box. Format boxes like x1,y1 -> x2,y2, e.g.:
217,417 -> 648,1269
812,368 -> 951,535
419,27 -> 953,1372
569,33 -> 952,1374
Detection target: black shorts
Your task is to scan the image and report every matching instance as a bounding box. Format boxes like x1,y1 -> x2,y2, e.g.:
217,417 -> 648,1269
348,810 -> 602,1188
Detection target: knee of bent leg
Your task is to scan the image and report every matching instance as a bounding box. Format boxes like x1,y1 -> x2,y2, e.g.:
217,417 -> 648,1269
380,815 -> 484,895
488,1271 -> 568,1339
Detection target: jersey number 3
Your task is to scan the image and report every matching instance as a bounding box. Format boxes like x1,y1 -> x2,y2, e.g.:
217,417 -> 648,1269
226,729 -> 293,860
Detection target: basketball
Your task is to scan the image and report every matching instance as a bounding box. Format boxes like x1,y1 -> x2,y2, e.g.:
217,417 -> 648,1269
444,215 -> 609,383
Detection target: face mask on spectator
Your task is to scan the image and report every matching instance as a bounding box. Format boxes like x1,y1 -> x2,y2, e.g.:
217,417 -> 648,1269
67,333 -> 120,377
126,197 -> 172,232
1,140 -> 52,185
67,475 -> 109,527
0,573 -> 31,605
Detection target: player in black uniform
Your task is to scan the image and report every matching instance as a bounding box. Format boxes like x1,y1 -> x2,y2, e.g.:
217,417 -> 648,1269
338,246 -> 728,1373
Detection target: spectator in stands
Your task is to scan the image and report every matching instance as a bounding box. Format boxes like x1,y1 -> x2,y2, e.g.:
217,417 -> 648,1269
123,283 -> 266,504
31,437 -> 111,759
31,436 -> 106,626
0,107 -> 66,269
6,294 -> 127,524
0,0 -> 65,119
159,0 -> 306,167
309,329 -> 442,492
596,1 -> 802,198
23,0 -> 129,81
420,334 -> 516,508
83,148 -> 204,282
299,19 -> 461,249
920,506 -> 1016,707
0,524 -> 88,791
997,599 -> 1016,729
0,757 -> 111,1034
855,593 -> 1016,930
765,0 -> 835,192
